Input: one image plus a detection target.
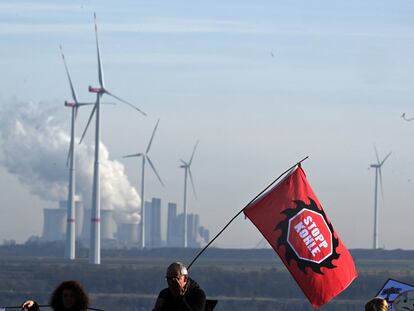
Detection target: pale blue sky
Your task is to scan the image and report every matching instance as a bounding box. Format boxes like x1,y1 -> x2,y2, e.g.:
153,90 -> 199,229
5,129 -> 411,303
0,0 -> 413,249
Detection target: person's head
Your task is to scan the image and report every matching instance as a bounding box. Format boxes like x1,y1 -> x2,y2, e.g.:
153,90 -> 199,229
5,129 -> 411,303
365,297 -> 388,311
165,262 -> 189,295
50,280 -> 89,311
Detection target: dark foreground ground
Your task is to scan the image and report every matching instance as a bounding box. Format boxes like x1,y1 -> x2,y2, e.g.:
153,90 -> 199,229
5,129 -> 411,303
0,243 -> 413,311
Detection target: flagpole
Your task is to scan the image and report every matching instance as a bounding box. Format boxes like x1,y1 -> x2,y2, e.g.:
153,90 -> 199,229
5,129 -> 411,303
187,156 -> 309,270
6,305 -> 105,311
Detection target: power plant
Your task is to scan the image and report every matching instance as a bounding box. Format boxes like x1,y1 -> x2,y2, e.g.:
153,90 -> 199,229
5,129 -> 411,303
41,197 -> 210,249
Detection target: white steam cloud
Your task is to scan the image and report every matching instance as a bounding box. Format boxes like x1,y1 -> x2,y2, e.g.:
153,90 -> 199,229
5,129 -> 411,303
0,98 -> 140,224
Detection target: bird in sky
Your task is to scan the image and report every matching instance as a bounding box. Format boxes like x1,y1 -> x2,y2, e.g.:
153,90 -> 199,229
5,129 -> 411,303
401,113 -> 414,122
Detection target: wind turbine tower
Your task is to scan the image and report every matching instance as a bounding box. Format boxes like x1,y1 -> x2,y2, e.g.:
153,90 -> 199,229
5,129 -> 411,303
124,119 -> 164,248
370,147 -> 391,249
81,13 -> 146,264
180,141 -> 199,248
60,45 -> 94,260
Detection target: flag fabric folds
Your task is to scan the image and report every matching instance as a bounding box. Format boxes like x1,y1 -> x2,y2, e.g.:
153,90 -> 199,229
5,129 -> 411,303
244,165 -> 357,308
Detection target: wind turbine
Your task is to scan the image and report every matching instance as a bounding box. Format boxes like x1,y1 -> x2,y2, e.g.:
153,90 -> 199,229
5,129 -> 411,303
179,140 -> 199,248
80,13 -> 146,264
123,119 -> 164,248
60,45 -> 94,260
401,113 -> 414,122
370,146 -> 391,249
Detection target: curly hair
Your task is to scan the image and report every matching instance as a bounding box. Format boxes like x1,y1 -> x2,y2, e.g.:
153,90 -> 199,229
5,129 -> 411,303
365,297 -> 388,311
49,280 -> 89,311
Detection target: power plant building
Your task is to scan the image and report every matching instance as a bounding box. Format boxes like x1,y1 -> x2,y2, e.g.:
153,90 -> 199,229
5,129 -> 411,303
40,197 -> 209,249
43,198 -> 84,241
150,198 -> 162,247
42,208 -> 67,241
144,198 -> 162,248
167,202 -> 181,247
82,208 -> 116,243
117,223 -> 138,243
59,199 -> 84,238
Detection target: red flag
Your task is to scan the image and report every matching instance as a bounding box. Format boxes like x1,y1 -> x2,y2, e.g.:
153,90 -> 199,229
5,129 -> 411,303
244,165 -> 357,308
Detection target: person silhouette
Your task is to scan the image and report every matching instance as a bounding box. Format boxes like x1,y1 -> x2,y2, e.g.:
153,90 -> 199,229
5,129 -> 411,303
22,280 -> 89,311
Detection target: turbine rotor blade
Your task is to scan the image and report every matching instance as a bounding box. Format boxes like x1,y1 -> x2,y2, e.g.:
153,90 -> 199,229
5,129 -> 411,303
79,101 -> 97,144
374,144 -> 380,165
146,119 -> 160,154
254,238 -> 266,249
189,140 -> 199,165
380,152 -> 392,166
94,12 -> 105,88
77,102 -> 96,106
123,153 -> 143,158
104,90 -> 147,116
147,156 -> 165,187
60,45 -> 79,103
188,167 -> 197,199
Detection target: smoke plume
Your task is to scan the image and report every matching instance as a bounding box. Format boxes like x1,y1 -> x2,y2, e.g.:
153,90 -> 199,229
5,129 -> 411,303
0,98 -> 140,224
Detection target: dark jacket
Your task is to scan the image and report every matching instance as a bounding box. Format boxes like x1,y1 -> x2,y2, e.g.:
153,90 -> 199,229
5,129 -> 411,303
153,278 -> 206,311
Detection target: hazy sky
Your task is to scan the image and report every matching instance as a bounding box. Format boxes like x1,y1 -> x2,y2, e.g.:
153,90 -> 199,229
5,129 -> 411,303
0,0 -> 414,249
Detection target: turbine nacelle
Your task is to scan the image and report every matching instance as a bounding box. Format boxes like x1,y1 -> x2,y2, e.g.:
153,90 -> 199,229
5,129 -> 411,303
64,101 -> 76,107
89,85 -> 104,93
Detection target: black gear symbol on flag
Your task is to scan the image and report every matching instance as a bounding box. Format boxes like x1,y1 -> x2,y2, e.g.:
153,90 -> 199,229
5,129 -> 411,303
275,197 -> 340,275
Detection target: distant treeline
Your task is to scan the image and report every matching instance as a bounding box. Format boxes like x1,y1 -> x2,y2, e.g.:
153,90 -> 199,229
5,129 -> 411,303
2,240 -> 414,260
0,244 -> 414,311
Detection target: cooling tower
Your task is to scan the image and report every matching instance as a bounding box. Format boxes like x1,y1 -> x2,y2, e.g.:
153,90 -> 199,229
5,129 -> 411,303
42,208 -> 67,241
59,198 -> 84,238
83,209 -> 115,242
101,209 -> 115,240
75,200 -> 84,238
117,223 -> 138,243
81,208 -> 91,244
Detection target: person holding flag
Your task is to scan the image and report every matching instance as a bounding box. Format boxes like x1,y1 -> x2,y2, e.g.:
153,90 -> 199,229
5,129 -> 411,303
152,262 -> 206,311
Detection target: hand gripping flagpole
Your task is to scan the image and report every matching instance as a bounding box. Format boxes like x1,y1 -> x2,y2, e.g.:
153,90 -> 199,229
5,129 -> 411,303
187,156 -> 309,270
